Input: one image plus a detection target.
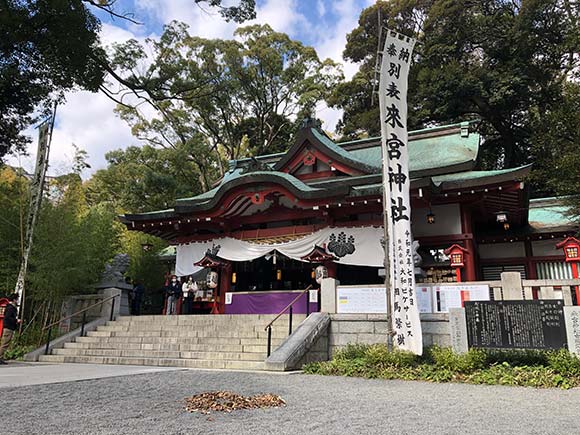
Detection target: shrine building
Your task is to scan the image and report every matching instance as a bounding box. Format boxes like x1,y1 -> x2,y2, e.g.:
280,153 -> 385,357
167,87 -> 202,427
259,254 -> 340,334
121,120 -> 578,314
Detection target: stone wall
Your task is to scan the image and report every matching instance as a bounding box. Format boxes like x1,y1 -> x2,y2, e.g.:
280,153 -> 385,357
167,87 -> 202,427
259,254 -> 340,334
328,313 -> 450,356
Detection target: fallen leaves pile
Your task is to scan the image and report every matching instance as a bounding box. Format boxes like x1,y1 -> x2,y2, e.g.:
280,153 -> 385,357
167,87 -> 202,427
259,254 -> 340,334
184,391 -> 286,414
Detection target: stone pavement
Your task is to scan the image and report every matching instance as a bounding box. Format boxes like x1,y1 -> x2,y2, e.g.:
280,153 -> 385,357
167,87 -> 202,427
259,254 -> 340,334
2,364 -> 580,434
0,361 -> 180,388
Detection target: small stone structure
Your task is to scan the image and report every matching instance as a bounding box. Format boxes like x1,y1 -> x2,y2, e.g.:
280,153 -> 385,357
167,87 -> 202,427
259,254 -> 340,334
94,253 -> 132,316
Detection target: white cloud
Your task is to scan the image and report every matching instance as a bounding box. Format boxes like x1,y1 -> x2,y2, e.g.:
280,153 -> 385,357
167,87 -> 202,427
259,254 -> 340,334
247,0 -> 309,37
7,22 -> 143,179
313,0 -> 361,80
137,0 -> 237,39
317,0 -> 326,17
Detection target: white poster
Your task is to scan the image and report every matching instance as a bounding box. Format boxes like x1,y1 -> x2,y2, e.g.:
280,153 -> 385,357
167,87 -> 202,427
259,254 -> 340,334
432,284 -> 490,313
415,286 -> 433,313
309,289 -> 319,303
337,286 -> 388,314
379,30 -> 422,354
225,292 -> 233,305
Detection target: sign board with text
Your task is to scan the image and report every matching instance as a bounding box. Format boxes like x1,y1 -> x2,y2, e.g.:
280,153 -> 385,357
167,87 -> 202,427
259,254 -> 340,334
465,300 -> 567,350
337,286 -> 387,314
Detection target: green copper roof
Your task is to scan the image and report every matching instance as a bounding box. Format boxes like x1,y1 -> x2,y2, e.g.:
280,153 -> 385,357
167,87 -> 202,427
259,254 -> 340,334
431,165 -> 531,189
528,198 -> 577,229
348,130 -> 479,177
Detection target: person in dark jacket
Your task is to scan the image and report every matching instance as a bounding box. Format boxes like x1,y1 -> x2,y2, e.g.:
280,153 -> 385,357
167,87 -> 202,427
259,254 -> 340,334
0,294 -> 19,364
131,281 -> 145,316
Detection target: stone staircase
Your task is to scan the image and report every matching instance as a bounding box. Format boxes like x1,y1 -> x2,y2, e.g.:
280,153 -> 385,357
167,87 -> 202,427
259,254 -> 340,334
39,314 -> 305,370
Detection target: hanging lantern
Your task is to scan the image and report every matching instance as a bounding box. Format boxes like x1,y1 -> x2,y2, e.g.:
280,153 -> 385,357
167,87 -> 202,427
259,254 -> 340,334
426,211 -> 436,224
311,269 -> 316,279
231,272 -> 237,284
315,265 -> 328,284
556,237 -> 580,262
276,269 -> 282,281
207,271 -> 219,289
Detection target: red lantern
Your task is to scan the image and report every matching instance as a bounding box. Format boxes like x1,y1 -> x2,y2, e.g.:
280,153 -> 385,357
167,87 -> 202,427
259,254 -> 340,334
556,237 -> 580,305
556,237 -> 580,263
444,244 -> 469,282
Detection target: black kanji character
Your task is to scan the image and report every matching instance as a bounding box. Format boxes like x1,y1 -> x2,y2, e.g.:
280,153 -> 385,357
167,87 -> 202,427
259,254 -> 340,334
391,197 -> 409,223
397,334 -> 406,346
386,82 -> 400,100
394,302 -> 401,312
385,104 -> 404,128
386,43 -> 397,57
395,318 -> 403,329
388,62 -> 401,79
389,163 -> 407,192
386,133 -> 405,159
399,48 -> 410,63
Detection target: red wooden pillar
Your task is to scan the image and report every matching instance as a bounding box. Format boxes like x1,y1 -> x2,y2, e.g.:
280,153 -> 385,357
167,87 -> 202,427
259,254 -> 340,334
218,262 -> 232,314
460,205 -> 477,281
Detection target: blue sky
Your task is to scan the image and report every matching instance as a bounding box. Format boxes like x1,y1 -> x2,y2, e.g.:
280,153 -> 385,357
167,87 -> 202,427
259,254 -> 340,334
12,0 -> 374,177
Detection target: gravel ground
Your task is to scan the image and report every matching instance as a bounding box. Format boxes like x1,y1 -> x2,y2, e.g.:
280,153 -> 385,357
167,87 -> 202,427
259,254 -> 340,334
2,369 -> 580,435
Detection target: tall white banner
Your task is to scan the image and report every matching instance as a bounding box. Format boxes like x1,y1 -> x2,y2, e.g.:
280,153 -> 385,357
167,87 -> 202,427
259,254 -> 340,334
379,30 -> 422,354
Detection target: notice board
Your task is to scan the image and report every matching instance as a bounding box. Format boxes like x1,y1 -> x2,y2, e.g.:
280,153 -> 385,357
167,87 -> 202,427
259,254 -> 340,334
465,300 -> 567,350
337,286 -> 387,314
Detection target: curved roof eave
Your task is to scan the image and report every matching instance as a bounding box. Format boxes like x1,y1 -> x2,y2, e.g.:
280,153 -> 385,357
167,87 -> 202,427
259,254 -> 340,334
273,127 -> 379,174
173,171 -> 350,213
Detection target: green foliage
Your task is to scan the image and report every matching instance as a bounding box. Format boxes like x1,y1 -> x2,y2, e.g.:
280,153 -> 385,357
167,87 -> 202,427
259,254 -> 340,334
331,0 -> 579,172
111,22 -> 342,182
305,344 -> 580,389
0,167 -> 27,292
546,349 -> 580,378
85,144 -> 208,213
0,0 -> 106,158
426,345 -> 486,373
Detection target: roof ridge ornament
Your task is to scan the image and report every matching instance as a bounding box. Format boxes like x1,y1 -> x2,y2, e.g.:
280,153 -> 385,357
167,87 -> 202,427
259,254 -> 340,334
300,116 -> 322,130
241,157 -> 273,174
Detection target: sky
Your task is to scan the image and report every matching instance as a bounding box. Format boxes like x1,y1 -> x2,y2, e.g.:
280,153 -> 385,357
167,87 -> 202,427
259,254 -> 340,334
9,0 -> 375,178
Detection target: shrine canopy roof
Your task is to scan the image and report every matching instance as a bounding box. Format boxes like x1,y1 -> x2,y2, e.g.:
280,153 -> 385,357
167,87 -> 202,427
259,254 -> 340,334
121,120 -> 531,236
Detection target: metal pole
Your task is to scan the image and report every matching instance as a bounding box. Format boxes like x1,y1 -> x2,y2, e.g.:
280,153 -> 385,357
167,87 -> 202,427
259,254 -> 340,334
44,327 -> 52,355
81,311 -> 87,337
289,306 -> 293,335
267,327 -> 272,357
382,162 -> 394,351
110,297 -> 116,321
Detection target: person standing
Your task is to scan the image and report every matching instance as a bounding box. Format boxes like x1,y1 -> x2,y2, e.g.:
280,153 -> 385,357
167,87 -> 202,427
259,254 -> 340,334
0,294 -> 20,364
182,276 -> 197,315
131,280 -> 145,316
166,276 -> 181,315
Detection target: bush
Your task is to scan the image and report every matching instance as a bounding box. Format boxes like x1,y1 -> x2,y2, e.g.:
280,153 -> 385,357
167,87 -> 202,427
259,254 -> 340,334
484,349 -> 549,367
333,343 -> 369,361
426,346 -> 486,374
304,345 -> 580,389
547,349 -> 580,377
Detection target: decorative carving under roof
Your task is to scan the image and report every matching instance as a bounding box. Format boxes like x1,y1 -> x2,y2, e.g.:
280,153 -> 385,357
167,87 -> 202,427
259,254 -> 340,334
301,245 -> 337,263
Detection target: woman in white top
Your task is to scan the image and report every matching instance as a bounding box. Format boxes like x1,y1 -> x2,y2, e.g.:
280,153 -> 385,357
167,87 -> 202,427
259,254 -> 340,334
182,276 -> 196,314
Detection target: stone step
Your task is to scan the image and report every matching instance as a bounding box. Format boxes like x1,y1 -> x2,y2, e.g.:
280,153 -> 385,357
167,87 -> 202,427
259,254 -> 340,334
64,341 -> 272,353
52,348 -> 266,361
75,336 -> 283,346
96,324 -> 293,333
38,354 -> 265,370
86,329 -> 291,339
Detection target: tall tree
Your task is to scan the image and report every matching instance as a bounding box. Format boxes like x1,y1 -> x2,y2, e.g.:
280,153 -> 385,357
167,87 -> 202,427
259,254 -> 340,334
0,0 -> 256,160
110,23 -> 342,180
330,0 -> 579,170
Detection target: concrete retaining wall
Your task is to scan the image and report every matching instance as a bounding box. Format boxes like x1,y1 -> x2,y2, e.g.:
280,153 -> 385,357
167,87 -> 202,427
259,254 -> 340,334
328,313 -> 450,356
